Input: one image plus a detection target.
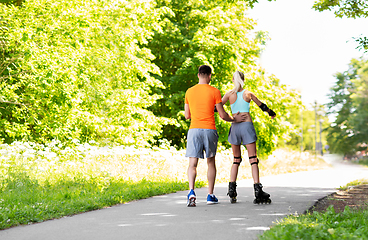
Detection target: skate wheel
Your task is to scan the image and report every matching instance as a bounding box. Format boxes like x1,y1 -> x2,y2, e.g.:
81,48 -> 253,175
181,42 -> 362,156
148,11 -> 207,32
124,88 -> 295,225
267,199 -> 272,204
230,197 -> 237,204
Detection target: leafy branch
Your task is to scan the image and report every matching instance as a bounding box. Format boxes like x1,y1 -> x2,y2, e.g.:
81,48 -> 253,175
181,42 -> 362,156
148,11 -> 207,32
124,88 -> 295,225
313,0 -> 368,52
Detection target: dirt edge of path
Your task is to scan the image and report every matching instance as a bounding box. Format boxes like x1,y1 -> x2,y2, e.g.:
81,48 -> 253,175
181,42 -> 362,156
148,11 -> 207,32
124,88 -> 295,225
306,184 -> 368,213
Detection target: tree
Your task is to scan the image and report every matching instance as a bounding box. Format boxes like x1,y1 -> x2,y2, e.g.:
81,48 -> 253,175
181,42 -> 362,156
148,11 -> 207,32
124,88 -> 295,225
147,0 -> 301,157
279,100 -> 329,153
1,0 -> 302,155
350,59 -> 368,145
313,0 -> 368,51
326,58 -> 368,155
0,0 -> 170,146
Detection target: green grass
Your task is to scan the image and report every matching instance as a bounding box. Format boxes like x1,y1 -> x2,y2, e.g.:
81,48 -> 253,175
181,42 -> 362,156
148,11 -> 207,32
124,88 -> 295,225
260,178 -> 368,240
260,206 -> 368,240
358,158 -> 368,167
0,173 -> 203,229
338,178 -> 368,191
0,141 -> 206,229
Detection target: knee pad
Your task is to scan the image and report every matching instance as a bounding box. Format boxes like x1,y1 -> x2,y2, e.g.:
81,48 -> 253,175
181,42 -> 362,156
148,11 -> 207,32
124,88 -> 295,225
233,156 -> 242,165
249,155 -> 259,165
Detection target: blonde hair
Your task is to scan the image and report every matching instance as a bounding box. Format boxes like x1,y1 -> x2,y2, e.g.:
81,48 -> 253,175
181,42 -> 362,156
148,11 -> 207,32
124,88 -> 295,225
230,71 -> 245,94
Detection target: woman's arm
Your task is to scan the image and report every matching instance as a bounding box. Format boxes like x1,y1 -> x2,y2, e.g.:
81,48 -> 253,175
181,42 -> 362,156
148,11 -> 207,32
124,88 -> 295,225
250,92 -> 276,119
222,92 -> 230,105
249,92 -> 262,106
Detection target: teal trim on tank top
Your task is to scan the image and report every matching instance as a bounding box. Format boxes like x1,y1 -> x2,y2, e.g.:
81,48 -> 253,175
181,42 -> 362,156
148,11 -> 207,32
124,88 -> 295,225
231,90 -> 250,113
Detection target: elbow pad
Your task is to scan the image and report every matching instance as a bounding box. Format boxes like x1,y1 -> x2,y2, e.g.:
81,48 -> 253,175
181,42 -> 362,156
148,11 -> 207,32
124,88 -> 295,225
259,103 -> 269,112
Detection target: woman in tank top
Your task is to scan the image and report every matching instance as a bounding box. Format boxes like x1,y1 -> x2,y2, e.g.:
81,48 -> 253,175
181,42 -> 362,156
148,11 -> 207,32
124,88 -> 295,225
221,71 -> 276,204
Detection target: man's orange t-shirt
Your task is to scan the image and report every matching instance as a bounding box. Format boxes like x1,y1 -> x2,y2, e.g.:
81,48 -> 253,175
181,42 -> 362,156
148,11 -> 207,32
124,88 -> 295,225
185,84 -> 222,130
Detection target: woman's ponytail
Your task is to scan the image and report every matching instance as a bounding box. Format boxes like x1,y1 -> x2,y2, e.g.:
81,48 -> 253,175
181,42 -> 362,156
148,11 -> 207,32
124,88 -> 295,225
230,71 -> 245,94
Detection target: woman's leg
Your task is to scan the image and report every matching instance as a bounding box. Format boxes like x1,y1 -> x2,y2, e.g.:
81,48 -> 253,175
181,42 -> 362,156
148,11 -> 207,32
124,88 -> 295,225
230,144 -> 242,182
245,142 -> 260,184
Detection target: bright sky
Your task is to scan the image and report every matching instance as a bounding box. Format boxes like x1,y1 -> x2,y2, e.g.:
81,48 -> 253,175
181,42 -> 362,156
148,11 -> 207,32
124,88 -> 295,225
247,0 -> 368,108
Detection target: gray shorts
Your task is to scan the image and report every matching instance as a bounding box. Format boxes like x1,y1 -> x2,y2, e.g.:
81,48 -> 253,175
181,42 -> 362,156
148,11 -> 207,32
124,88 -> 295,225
228,122 -> 257,145
185,128 -> 219,159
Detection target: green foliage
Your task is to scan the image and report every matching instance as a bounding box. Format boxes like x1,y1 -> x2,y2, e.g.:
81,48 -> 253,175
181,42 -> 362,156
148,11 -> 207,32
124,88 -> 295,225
147,1 -> 301,157
148,0 -> 262,147
326,58 -> 368,155
1,0 -> 302,153
281,103 -> 329,152
260,205 -> 368,240
0,0 -> 22,6
354,36 -> 368,52
0,0 -> 171,146
313,0 -> 368,52
358,158 -> 368,167
313,0 -> 368,18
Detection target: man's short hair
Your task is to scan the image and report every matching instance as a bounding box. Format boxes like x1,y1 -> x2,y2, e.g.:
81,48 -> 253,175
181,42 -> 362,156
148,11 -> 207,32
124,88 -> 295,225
198,65 -> 212,76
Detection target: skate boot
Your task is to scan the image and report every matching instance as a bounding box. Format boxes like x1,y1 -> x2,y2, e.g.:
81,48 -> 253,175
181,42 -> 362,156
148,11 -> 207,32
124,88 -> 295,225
227,182 -> 237,203
253,183 -> 271,204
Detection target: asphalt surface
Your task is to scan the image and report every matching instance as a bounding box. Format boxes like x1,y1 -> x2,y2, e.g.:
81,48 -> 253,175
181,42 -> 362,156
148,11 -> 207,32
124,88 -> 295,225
1,154 -> 367,240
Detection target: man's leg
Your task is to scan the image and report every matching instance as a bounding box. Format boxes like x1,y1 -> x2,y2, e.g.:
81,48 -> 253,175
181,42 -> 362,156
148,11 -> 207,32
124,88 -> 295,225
207,156 -> 216,194
188,157 -> 199,190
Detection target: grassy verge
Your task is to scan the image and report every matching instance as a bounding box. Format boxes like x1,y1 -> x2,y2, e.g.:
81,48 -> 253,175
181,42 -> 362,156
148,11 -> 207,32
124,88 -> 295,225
338,178 -> 368,190
0,141 -> 206,229
358,158 -> 368,167
0,142 -> 326,230
260,179 -> 368,240
260,206 -> 368,240
0,177 -> 200,230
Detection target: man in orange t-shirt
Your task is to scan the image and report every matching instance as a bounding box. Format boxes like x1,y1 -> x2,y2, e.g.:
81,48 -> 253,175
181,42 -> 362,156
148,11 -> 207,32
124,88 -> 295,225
184,65 -> 245,207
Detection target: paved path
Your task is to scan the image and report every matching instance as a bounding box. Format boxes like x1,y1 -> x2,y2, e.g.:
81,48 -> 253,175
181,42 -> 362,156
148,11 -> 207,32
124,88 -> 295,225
1,154 -> 367,240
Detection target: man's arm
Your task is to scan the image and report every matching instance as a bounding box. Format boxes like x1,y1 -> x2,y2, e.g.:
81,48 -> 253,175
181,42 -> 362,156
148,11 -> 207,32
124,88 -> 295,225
184,104 -> 191,119
215,103 -> 245,122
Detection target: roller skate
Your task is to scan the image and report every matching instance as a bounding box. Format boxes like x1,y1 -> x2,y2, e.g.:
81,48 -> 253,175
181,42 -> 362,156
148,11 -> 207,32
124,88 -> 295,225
253,183 -> 271,204
227,182 -> 237,203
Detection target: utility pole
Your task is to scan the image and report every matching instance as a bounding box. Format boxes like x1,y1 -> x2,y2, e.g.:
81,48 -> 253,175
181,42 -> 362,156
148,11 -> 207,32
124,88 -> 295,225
301,108 -> 303,153
300,95 -> 303,153
319,119 -> 323,156
315,101 -> 317,159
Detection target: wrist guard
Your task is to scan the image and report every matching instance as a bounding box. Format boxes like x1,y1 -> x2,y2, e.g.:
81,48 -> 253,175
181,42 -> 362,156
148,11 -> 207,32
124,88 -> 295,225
259,103 -> 269,112
268,109 -> 276,117
214,106 -> 218,112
